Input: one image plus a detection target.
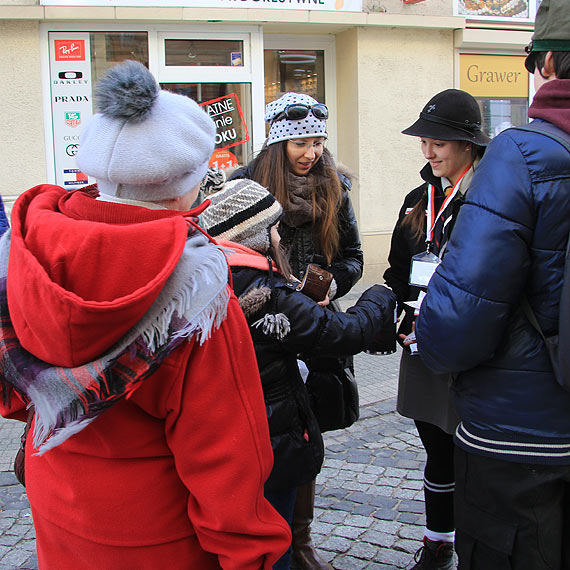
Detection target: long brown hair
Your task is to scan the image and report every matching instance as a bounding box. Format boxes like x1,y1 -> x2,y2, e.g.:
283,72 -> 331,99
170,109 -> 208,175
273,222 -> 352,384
250,143 -> 343,265
270,239 -> 294,282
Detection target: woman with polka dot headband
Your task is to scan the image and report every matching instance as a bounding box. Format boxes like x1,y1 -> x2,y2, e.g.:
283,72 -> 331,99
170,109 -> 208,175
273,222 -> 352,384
230,92 -> 364,570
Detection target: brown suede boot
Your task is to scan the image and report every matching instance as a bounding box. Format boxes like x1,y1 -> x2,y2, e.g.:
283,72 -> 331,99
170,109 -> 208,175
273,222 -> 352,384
291,480 -> 334,570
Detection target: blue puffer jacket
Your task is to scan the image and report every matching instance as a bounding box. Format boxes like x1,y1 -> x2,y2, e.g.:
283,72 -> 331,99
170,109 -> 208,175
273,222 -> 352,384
0,195 -> 9,236
416,116 -> 570,465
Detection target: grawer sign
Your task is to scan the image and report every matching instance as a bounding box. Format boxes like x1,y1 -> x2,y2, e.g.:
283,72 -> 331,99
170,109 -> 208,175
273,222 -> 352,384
40,0 -> 362,10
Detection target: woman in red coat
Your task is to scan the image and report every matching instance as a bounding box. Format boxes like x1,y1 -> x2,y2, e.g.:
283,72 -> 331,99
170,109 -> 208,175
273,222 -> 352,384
0,60 -> 290,569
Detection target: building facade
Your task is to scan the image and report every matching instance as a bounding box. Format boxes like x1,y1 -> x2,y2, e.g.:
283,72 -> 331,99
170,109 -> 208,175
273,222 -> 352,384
0,0 -> 534,280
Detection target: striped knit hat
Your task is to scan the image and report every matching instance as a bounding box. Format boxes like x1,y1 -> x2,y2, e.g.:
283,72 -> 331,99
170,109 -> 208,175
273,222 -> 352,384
201,179 -> 283,253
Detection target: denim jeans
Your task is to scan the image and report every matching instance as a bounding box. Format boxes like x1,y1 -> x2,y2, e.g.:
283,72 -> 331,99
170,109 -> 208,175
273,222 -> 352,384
265,486 -> 297,570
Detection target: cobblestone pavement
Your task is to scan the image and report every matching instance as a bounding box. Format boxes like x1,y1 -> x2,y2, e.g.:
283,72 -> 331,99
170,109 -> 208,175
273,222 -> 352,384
0,283 -> 432,570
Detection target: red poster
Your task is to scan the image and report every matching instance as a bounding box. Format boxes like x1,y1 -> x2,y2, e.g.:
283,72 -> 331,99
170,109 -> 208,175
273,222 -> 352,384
200,93 -> 250,151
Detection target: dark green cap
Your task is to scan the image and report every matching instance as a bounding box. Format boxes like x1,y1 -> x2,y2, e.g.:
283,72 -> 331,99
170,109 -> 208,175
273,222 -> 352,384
525,0 -> 570,73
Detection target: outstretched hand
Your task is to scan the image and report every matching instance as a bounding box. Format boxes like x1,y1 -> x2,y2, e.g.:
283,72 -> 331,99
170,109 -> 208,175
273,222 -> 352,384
399,321 -> 416,347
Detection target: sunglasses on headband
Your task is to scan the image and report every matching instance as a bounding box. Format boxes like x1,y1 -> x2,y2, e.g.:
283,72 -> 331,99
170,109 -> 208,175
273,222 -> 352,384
273,103 -> 329,122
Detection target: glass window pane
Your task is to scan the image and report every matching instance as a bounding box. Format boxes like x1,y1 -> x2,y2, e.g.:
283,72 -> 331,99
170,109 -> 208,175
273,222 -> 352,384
165,40 -> 244,67
161,83 -> 252,168
90,32 -> 149,84
264,49 -> 325,103
477,98 -> 529,137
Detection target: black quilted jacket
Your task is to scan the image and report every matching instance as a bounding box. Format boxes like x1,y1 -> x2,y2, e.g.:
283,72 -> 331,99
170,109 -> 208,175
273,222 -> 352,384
230,250 -> 395,489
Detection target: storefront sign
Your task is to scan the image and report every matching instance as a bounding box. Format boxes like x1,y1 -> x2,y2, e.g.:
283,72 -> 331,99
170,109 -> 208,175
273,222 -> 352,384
200,93 -> 250,152
41,0 -> 362,10
460,54 -> 528,98
455,0 -> 537,22
49,32 -> 93,189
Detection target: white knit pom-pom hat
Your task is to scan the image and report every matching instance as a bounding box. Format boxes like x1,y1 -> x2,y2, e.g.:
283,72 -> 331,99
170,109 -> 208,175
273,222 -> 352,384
76,60 -> 216,202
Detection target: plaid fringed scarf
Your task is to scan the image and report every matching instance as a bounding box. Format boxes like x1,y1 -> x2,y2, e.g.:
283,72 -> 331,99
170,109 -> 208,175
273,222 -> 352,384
0,231 -> 230,454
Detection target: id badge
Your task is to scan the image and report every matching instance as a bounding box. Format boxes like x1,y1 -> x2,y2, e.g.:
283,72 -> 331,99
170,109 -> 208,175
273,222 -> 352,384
409,251 -> 441,287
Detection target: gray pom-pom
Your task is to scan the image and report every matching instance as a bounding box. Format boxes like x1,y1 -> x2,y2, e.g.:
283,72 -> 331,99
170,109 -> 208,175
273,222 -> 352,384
95,60 -> 159,122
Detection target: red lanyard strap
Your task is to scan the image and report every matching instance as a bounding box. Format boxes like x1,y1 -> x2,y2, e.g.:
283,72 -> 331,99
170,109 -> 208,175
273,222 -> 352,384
425,163 -> 472,244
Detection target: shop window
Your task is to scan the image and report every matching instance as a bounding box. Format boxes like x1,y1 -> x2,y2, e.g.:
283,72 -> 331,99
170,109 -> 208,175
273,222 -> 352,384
48,30 -> 257,187
162,83 -> 252,169
165,40 -> 244,67
91,32 -> 149,83
479,98 -> 529,137
264,50 -> 325,104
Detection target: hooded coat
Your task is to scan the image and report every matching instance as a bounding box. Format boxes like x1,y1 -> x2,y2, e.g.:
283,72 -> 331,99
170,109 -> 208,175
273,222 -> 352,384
416,79 -> 570,465
0,185 -> 291,569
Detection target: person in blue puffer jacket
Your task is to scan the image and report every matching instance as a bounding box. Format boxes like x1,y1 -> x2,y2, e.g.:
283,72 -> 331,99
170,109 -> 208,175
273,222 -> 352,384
415,1 -> 570,568
0,195 -> 9,236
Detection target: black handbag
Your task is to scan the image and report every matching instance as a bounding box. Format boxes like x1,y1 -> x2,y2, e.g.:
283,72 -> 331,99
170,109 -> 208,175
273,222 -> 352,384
302,300 -> 360,432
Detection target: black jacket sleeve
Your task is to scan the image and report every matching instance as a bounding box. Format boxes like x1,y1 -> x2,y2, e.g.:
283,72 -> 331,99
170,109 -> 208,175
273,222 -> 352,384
271,283 -> 396,356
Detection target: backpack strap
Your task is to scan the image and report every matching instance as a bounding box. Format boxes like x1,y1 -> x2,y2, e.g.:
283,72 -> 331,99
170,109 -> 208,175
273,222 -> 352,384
509,120 -> 570,154
514,121 -> 570,389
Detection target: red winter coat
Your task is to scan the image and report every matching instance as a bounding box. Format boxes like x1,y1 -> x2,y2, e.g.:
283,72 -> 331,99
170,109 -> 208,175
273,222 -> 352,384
0,185 -> 291,569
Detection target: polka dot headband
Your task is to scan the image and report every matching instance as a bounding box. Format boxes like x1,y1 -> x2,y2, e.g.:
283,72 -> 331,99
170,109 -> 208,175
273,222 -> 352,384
265,92 -> 328,146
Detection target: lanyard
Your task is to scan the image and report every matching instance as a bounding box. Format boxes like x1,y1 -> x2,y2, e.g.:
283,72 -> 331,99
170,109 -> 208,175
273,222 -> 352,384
425,163 -> 472,245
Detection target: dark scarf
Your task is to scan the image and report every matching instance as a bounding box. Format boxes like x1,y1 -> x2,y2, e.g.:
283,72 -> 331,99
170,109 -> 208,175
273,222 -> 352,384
282,172 -> 320,227
529,79 -> 570,134
0,230 -> 230,453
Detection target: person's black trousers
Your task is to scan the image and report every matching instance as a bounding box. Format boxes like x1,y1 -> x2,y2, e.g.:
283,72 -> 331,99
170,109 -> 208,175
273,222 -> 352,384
454,446 -> 570,570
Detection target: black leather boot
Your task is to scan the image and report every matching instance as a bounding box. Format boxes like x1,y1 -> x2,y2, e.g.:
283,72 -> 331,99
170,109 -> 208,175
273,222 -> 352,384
411,537 -> 455,570
291,480 -> 334,570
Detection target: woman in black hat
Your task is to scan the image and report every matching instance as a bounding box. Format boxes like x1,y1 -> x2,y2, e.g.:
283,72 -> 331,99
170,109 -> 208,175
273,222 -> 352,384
383,89 -> 489,570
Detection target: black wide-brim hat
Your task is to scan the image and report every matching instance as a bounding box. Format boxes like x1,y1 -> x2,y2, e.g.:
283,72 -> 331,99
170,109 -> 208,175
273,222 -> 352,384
402,89 -> 490,147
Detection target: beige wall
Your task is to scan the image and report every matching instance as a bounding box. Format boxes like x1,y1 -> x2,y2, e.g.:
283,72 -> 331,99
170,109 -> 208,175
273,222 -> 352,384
349,26 -> 454,283
336,28 -> 360,214
0,20 -> 46,208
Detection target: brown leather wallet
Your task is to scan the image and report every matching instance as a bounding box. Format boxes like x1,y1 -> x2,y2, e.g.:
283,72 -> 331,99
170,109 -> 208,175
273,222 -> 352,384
296,263 -> 333,302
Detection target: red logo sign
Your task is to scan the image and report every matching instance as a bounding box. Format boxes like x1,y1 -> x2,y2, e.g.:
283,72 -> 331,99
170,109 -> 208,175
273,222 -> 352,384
54,40 -> 86,62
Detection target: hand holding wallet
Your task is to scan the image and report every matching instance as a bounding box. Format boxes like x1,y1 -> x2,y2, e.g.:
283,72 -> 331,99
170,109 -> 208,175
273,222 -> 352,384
296,264 -> 333,302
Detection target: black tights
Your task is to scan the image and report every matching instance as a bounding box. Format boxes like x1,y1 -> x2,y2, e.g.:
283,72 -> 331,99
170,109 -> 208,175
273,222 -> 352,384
415,420 -> 455,533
